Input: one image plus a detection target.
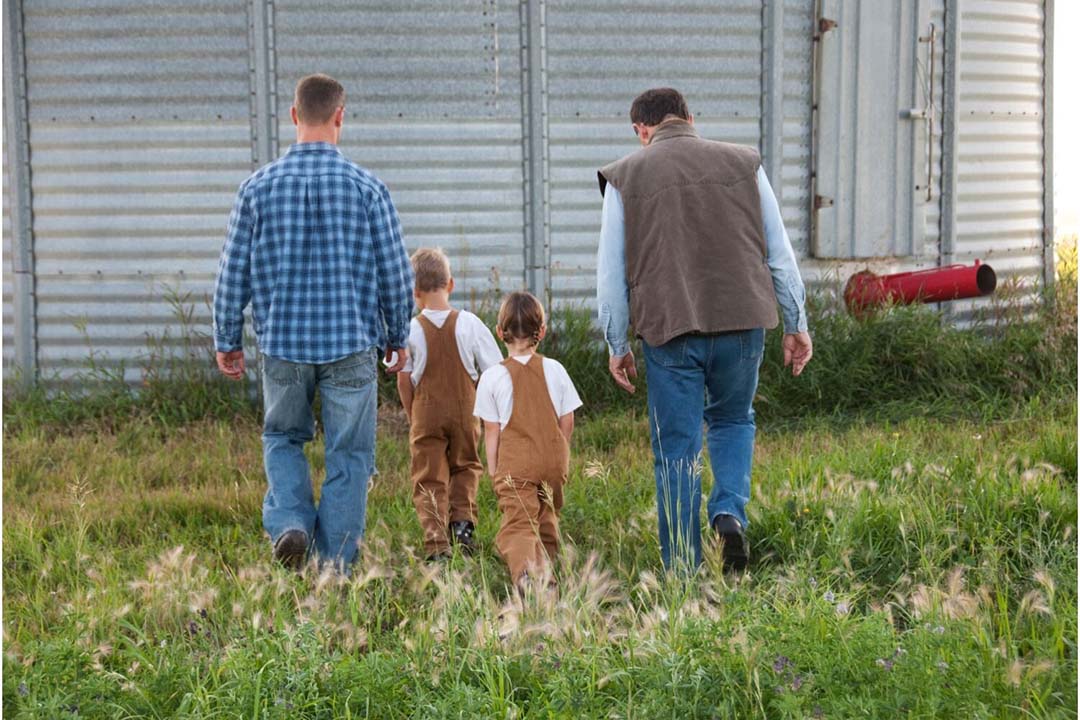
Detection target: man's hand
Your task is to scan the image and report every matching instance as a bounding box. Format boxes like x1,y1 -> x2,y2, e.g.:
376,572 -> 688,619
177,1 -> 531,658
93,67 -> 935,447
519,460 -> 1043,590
608,351 -> 637,393
216,350 -> 245,380
782,332 -> 813,377
384,347 -> 408,374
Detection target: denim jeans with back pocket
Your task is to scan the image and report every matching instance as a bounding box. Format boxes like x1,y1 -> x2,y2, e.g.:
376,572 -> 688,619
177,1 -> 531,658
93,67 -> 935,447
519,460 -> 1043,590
260,349 -> 378,569
642,329 -> 765,571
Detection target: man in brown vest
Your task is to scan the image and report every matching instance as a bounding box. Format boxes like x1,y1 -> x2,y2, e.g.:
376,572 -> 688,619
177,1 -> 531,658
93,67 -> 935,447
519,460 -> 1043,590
596,88 -> 813,572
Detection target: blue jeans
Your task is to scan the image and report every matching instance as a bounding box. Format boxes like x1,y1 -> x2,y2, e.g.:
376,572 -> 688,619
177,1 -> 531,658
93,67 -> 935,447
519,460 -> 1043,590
261,349 -> 378,569
642,330 -> 764,570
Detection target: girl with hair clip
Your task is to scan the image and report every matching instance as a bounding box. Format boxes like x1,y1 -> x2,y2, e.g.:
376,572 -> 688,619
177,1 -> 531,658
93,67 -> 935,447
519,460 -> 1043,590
473,291 -> 583,592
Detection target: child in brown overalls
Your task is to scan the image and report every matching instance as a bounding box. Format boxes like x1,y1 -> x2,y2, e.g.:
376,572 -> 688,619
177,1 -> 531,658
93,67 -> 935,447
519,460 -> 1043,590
398,248 -> 503,561
473,292 -> 583,588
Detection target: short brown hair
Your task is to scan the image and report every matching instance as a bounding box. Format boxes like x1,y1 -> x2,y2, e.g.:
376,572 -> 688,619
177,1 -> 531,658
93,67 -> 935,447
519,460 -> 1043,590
497,291 -> 545,347
411,247 -> 452,292
629,88 -> 689,126
294,74 -> 345,125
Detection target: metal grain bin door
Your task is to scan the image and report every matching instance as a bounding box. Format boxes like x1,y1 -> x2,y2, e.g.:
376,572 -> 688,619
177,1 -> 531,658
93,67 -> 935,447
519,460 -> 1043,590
813,0 -> 933,258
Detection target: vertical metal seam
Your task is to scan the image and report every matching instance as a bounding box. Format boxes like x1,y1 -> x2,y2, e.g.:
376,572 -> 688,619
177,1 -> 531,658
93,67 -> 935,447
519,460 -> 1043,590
4,0 -> 37,386
245,0 -> 276,397
1041,0 -> 1054,288
808,0 -> 822,257
248,0 -> 278,168
939,0 -> 961,268
519,0 -> 550,300
761,0 -> 785,205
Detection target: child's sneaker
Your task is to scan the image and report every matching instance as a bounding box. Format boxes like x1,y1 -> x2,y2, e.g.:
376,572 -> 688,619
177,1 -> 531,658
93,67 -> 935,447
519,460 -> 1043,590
449,520 -> 477,555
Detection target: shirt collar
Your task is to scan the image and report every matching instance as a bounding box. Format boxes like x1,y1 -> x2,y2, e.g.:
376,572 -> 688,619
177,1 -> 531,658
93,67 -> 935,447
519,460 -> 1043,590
649,118 -> 699,145
286,141 -> 342,155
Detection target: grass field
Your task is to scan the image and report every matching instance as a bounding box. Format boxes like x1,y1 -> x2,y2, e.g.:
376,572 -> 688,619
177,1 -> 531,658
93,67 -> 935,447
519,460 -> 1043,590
4,264 -> 1077,718
3,393 -> 1076,718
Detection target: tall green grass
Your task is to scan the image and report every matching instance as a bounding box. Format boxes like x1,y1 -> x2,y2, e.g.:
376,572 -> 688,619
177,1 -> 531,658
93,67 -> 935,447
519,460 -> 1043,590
3,264 -> 1076,718
5,266 -> 1076,433
3,402 -> 1075,717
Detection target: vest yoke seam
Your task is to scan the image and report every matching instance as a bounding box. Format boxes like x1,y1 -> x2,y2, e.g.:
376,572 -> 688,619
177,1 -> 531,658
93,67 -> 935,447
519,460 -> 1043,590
619,169 -> 761,202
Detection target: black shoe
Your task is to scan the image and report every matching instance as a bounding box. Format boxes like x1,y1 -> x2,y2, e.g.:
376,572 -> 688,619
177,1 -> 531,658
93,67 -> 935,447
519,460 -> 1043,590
711,514 -> 748,572
449,520 -> 477,555
273,529 -> 308,571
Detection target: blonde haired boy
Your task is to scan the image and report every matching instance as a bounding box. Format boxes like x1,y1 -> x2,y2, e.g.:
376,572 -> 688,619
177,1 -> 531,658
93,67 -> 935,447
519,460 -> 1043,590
398,248 -> 503,559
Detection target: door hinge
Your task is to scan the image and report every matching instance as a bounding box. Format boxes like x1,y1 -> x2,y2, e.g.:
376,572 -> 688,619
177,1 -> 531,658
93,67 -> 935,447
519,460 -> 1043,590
818,17 -> 838,34
814,194 -> 834,210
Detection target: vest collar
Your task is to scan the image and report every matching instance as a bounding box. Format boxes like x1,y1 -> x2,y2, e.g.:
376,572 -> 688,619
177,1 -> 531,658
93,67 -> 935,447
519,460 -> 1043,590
648,119 -> 699,145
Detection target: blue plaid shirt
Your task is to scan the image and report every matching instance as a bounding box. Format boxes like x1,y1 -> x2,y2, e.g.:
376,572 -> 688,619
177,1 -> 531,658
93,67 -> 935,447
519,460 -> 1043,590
213,142 -> 414,364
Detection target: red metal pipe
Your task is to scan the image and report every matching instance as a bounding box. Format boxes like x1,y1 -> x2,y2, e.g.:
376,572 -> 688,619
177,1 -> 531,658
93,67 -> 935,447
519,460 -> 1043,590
844,260 -> 996,315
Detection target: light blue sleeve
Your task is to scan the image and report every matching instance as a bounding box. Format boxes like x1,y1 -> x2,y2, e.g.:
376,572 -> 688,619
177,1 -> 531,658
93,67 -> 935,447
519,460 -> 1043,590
596,186 -> 631,357
758,166 -> 809,334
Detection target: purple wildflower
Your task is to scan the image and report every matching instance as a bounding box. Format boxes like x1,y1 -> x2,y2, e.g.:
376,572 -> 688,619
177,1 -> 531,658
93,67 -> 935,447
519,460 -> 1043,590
823,590 -> 835,603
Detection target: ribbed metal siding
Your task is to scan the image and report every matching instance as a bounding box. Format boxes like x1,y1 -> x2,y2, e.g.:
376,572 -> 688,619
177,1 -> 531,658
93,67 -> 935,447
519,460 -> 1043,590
951,0 -> 1045,317
2,136 -> 13,371
546,0 -> 763,302
781,0 -> 813,257
22,0 -> 251,381
274,0 -> 524,302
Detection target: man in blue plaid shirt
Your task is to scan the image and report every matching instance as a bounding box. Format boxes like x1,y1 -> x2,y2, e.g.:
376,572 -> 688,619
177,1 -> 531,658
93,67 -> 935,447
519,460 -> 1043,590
213,74 -> 414,571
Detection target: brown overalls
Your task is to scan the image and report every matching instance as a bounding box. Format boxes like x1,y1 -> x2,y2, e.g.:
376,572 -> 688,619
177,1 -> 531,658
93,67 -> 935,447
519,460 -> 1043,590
492,354 -> 570,582
409,310 -> 482,556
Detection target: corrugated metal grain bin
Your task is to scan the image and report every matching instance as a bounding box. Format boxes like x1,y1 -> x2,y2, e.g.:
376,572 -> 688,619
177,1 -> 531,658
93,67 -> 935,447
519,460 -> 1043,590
2,0 -> 1053,386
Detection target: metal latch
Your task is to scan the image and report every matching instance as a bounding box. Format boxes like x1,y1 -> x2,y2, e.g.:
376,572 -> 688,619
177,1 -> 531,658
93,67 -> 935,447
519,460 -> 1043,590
818,18 -> 837,33
814,195 -> 834,210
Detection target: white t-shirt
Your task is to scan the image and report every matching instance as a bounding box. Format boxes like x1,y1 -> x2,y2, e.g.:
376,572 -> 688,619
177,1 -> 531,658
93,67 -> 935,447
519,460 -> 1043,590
402,308 -> 503,386
474,355 -> 583,429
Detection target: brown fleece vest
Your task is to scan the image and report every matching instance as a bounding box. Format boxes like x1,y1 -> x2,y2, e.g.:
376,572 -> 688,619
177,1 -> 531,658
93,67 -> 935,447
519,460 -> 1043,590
491,354 -> 569,582
598,119 -> 779,347
409,310 -> 482,555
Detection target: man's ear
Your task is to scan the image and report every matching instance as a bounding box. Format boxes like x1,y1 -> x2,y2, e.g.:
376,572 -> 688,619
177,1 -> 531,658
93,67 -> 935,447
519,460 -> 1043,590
447,277 -> 455,294
688,113 -> 695,126
290,106 -> 299,126
334,106 -> 345,128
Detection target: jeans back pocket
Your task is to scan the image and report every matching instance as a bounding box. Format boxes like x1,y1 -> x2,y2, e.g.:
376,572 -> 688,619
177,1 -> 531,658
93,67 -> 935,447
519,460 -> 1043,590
263,355 -> 302,386
325,350 -> 377,389
644,337 -> 688,368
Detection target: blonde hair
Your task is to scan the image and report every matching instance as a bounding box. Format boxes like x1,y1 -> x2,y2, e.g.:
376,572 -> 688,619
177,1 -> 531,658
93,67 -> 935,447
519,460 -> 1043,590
497,291 -> 545,347
410,247 -> 452,292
